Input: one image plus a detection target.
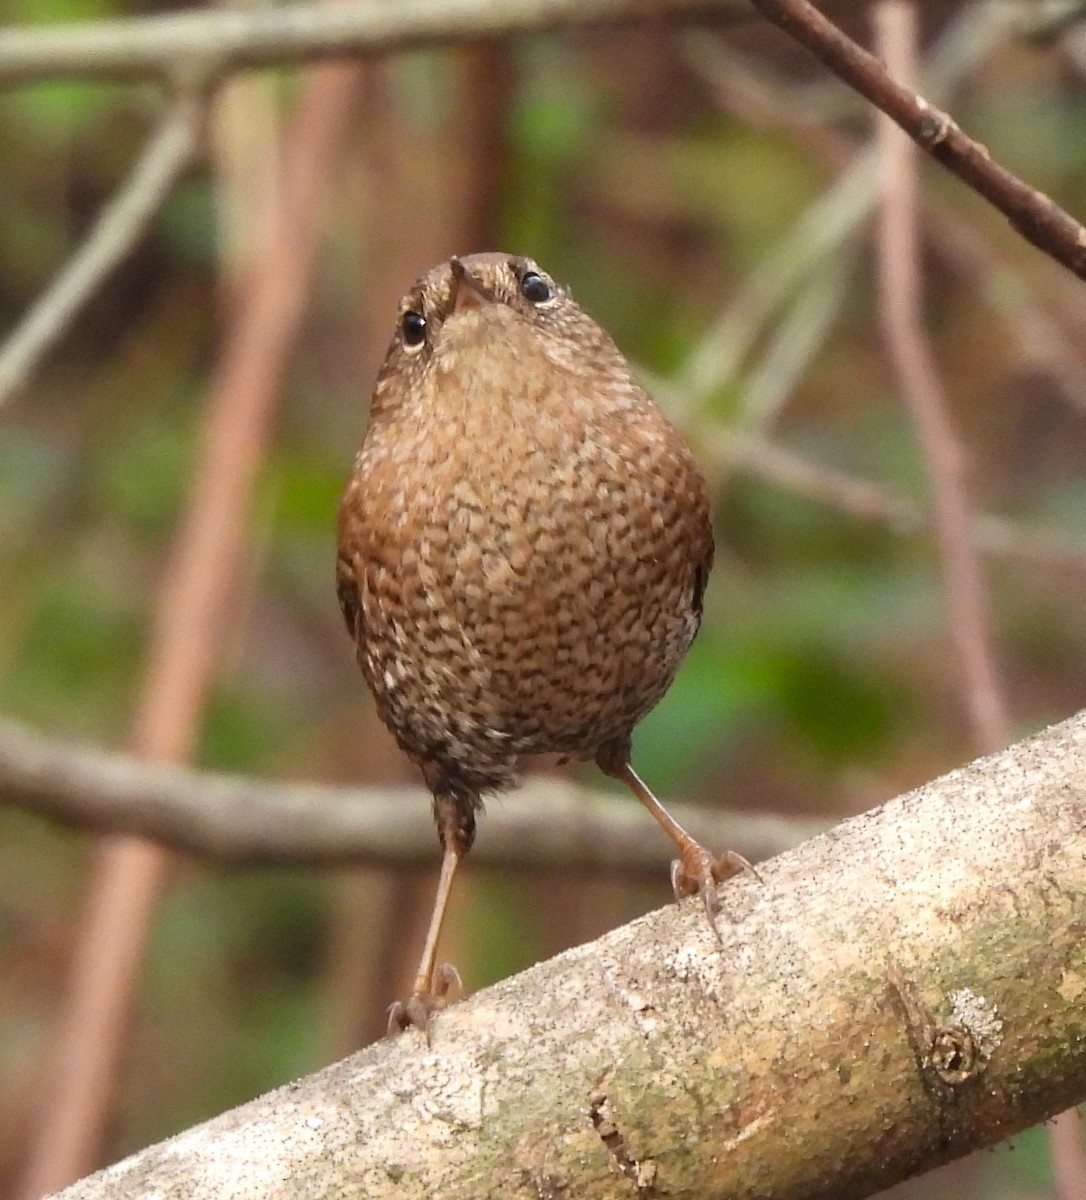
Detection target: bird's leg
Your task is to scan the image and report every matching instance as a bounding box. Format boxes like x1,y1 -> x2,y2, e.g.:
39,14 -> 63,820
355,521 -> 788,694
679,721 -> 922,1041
599,755 -> 756,917
387,794 -> 474,1037
387,846 -> 462,1036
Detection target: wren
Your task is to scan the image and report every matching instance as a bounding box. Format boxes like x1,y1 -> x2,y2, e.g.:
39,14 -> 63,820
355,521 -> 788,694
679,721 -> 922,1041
337,252 -> 749,1034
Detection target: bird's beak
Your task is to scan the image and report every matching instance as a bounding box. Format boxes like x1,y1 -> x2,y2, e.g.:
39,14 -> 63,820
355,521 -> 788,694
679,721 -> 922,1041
449,258 -> 494,313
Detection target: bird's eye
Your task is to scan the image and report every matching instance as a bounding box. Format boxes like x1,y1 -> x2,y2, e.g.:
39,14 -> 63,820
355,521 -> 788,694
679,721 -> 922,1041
400,309 -> 427,349
519,271 -> 553,305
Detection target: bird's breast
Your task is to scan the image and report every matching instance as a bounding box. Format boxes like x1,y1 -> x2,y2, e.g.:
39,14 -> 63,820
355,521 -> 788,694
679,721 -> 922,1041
341,365 -> 711,771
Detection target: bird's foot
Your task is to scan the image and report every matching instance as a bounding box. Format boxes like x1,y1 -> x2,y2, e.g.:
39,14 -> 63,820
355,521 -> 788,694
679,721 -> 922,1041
386,963 -> 463,1038
670,840 -> 760,918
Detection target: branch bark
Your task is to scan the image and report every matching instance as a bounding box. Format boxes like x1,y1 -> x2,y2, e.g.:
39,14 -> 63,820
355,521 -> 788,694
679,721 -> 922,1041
0,717 -> 817,873
48,710 -> 1086,1200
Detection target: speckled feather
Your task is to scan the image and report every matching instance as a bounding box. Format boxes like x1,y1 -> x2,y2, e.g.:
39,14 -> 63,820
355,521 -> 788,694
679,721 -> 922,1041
337,253 -> 713,832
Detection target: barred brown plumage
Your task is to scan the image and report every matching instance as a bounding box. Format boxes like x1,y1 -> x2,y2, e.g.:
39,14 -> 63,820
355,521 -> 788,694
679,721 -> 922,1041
336,252 -> 749,1034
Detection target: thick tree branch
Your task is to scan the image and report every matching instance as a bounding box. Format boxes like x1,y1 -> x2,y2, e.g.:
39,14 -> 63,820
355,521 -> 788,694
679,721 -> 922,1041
0,717 -> 817,873
48,710 -> 1086,1199
749,0 -> 1086,280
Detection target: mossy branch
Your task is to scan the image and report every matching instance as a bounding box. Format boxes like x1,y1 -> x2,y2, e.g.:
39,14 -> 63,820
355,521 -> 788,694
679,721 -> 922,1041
49,712 -> 1086,1200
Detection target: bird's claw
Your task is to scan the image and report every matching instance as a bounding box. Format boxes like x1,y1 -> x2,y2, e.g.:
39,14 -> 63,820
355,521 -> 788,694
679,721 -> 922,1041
670,843 -> 760,917
386,962 -> 463,1039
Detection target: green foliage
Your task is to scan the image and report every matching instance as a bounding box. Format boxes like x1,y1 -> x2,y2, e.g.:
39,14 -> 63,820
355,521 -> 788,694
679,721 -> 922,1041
460,874 -> 542,987
0,429 -> 69,537
506,42 -> 602,267
268,449 -> 344,536
159,178 -> 219,269
7,81 -> 115,143
9,0 -> 114,23
5,573 -> 143,734
139,868 -> 328,1143
981,1123 -> 1069,1196
99,412 -> 195,536
198,686 -> 302,774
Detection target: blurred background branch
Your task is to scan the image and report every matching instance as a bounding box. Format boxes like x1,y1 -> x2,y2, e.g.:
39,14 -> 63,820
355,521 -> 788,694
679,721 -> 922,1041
722,433 -> 1086,573
0,0 -> 756,84
873,8 -> 1083,1188
874,0 -> 1008,752
0,717 -> 820,870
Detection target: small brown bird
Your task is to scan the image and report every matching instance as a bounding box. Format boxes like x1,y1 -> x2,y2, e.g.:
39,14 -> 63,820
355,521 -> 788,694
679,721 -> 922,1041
337,252 -> 748,1033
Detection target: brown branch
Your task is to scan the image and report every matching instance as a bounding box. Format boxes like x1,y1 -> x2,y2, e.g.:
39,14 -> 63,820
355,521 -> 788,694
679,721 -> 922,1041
0,717 -> 819,872
748,0 -> 1086,281
0,0 -> 753,84
873,1 -> 1009,755
0,89 -> 205,407
45,710 -> 1086,1200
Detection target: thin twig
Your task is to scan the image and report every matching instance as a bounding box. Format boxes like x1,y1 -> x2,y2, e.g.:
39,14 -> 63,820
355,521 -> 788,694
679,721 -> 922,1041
874,1 -> 1009,754
737,246 -> 856,430
0,90 -> 204,407
1022,1 -> 1086,41
667,156 -> 874,420
748,0 -> 1086,281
